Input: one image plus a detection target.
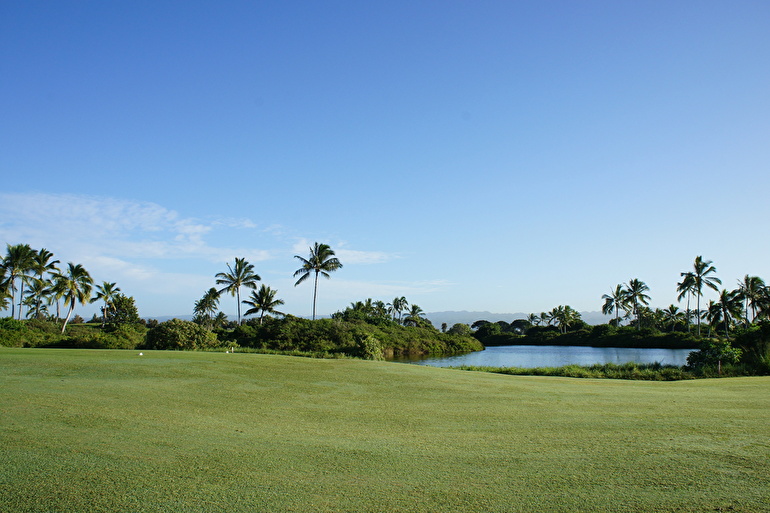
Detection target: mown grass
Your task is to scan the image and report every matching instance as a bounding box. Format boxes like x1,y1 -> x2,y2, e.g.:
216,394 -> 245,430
1,348 -> 769,512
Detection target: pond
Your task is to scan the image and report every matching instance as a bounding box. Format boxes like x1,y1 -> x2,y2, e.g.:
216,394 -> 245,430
393,345 -> 696,368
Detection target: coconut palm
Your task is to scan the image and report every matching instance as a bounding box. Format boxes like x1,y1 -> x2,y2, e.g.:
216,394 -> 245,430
293,242 -> 342,320
625,279 -> 650,329
527,313 -> 540,326
90,281 -> 121,327
193,288 -> 220,330
690,256 -> 721,337
553,305 -> 581,334
23,278 -> 51,319
59,263 -> 94,333
402,303 -> 426,327
29,248 -> 59,319
2,243 -> 37,319
713,288 -> 743,339
602,284 -> 628,326
661,304 -> 683,332
387,296 -> 409,323
243,285 -> 285,325
216,258 -> 260,325
736,275 -> 766,326
677,272 -> 696,333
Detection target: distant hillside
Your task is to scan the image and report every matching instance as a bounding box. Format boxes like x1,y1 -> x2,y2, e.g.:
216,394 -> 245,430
425,311 -> 612,327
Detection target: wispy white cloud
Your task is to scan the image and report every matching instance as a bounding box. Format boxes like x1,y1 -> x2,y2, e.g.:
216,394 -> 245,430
290,238 -> 396,265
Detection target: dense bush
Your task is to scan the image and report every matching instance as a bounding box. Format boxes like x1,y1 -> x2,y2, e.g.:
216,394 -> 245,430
733,322 -> 770,374
218,316 -> 482,358
144,319 -> 218,350
475,323 -> 700,349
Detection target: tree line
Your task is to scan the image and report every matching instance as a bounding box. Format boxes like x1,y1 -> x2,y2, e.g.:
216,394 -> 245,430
0,243 -> 129,333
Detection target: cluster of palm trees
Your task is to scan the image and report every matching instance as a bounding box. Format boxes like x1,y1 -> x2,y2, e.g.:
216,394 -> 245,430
0,243 -> 122,333
600,256 -> 769,339
338,296 -> 429,327
526,305 -> 582,334
195,242 -> 343,327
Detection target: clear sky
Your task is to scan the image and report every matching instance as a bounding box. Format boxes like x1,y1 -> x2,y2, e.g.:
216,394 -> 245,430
2,1 -> 769,320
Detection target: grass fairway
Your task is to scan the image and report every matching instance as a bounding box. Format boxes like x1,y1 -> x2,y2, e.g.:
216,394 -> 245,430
1,348 -> 769,512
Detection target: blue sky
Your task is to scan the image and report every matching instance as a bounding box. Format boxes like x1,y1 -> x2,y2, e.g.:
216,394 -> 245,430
2,1 -> 769,320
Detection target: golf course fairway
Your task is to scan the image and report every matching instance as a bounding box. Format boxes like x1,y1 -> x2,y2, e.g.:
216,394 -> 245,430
1,348 -> 768,512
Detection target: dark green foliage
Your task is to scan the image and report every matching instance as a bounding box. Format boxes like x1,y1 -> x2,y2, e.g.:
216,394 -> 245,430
219,315 -> 482,358
733,321 -> 770,373
144,319 -> 219,350
0,318 -> 147,349
447,323 -> 472,336
686,338 -> 742,371
105,294 -> 141,326
474,321 -> 701,349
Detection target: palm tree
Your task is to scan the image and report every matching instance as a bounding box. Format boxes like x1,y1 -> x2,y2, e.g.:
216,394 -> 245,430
602,284 -> 628,326
387,296 -> 409,323
625,279 -> 650,329
193,288 -> 220,330
293,242 -> 342,320
527,313 -> 540,326
2,243 -> 37,319
713,289 -> 743,339
403,303 -> 426,327
661,304 -> 683,332
553,305 -> 580,334
59,263 -> 94,333
216,257 -> 260,325
30,248 -> 59,319
690,256 -> 721,337
736,275 -> 766,326
242,284 -> 285,324
23,278 -> 51,319
90,281 -> 121,327
677,272 -> 696,333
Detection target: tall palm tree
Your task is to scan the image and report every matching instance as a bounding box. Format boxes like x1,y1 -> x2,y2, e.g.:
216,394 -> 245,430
677,272 -> 696,333
193,288 -> 220,330
625,279 -> 650,329
691,256 -> 721,337
293,242 -> 342,320
242,284 -> 285,325
90,281 -> 121,327
216,258 -> 260,325
59,263 -> 94,333
2,243 -> 37,319
527,313 -> 540,326
30,248 -> 59,319
736,275 -> 765,326
602,284 -> 628,326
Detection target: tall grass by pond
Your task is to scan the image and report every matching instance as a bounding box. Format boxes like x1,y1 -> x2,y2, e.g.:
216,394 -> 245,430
455,361 -> 754,380
2,348 -> 769,512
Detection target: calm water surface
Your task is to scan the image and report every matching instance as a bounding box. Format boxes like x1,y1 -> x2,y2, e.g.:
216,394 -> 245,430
396,345 -> 695,368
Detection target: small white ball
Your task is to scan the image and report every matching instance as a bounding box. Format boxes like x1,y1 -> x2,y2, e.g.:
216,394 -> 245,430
139,352 -> 143,356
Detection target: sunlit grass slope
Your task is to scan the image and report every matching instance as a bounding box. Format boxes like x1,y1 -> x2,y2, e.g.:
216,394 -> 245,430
1,348 -> 768,512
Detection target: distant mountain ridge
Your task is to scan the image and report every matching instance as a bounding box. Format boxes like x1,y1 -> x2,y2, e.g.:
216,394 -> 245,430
425,310 -> 612,327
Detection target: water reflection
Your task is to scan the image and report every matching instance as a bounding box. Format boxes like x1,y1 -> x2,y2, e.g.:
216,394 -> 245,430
394,345 -> 695,369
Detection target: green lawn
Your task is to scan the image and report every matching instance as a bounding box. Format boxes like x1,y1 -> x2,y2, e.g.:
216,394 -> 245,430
1,348 -> 768,512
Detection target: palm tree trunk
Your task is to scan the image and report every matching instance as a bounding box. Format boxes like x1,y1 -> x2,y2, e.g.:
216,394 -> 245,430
312,271 -> 319,320
697,294 -> 701,337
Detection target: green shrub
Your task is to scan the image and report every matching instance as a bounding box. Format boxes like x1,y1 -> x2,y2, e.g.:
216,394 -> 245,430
144,319 -> 219,350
